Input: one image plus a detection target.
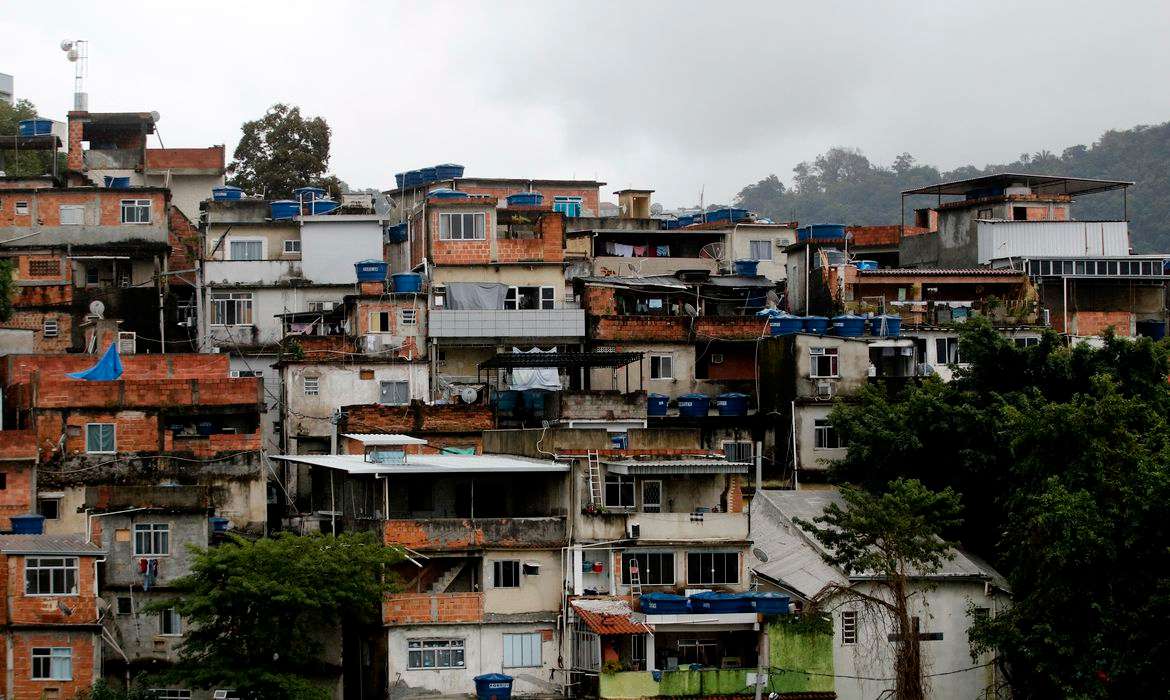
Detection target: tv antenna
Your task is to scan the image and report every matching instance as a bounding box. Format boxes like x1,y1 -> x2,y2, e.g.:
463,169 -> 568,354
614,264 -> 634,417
60,39 -> 89,110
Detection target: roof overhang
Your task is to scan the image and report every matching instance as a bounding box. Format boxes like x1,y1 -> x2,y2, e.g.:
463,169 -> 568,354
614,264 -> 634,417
903,172 -> 1132,197
270,454 -> 569,475
341,433 -> 428,446
479,351 -> 643,371
603,460 -> 751,475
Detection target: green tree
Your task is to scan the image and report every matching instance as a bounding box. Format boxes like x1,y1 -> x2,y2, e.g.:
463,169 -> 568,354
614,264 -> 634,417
162,533 -> 402,700
0,98 -> 61,177
226,104 -> 338,200
795,478 -> 964,700
0,258 -> 14,322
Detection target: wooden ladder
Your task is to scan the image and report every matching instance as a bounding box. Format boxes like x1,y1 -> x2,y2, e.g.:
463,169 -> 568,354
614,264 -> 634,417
587,450 -> 603,506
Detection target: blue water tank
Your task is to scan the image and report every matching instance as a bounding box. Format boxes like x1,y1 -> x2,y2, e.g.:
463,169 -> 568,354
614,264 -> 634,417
677,215 -> 695,227
394,172 -> 406,189
677,394 -> 710,417
355,260 -> 389,282
293,186 -> 326,199
391,273 -> 423,293
832,314 -> 866,337
855,260 -> 879,271
647,393 -> 669,416
640,592 -> 690,614
745,592 -> 791,615
10,514 -> 46,534
522,390 -> 546,411
270,200 -> 300,219
212,186 -> 243,201
495,390 -> 521,411
419,166 -> 438,183
303,199 -> 340,215
610,434 -> 628,450
435,163 -> 465,179
802,315 -> 829,334
769,313 -> 804,336
705,207 -> 750,223
18,118 -> 53,136
872,314 -> 902,337
689,591 -> 744,613
1137,320 -> 1166,340
733,259 -> 760,276
473,674 -> 514,700
209,517 -> 230,532
507,192 -> 544,207
404,170 -> 424,187
387,223 -> 408,242
427,188 -> 469,199
715,392 -> 750,416
797,223 -> 846,241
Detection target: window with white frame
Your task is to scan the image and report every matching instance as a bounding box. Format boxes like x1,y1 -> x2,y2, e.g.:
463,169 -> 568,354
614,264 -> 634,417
814,419 -> 845,449
43,318 -> 59,337
15,201 -> 29,216
503,633 -> 541,668
604,474 -> 635,508
38,497 -> 61,520
439,212 -> 486,240
60,205 -> 84,225
493,560 -> 521,588
621,552 -> 675,585
687,551 -> 739,585
32,647 -> 72,680
379,380 -> 409,406
304,376 -> 320,396
935,337 -> 963,365
809,347 -> 839,378
25,557 -> 79,596
159,606 -> 182,635
121,199 -> 151,224
504,286 -> 556,310
149,691 -> 192,700
283,240 -> 301,254
369,310 -> 391,333
229,240 -> 264,261
841,610 -> 857,644
86,423 -> 115,453
650,355 -> 673,379
135,523 -> 170,556
399,308 -> 418,326
748,240 -> 773,261
210,292 -> 253,326
407,639 -> 465,669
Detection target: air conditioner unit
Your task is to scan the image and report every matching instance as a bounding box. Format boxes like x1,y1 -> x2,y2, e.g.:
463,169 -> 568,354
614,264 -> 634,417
627,522 -> 640,539
230,370 -> 263,378
710,353 -> 724,364
816,380 -> 833,398
117,331 -> 137,354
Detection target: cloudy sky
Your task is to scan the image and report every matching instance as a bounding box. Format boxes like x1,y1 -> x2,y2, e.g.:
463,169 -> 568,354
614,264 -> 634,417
5,1 -> 1169,208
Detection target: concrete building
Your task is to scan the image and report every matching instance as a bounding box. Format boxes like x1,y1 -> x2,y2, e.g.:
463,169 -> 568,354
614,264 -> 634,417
0,73 -> 13,105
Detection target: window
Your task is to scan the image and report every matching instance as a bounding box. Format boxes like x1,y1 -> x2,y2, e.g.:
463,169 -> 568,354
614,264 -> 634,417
621,552 -> 675,585
399,309 -> 417,326
28,259 -> 59,276
407,639 -> 465,669
60,205 -> 84,225
604,474 -> 635,508
1013,337 -> 1040,348
977,208 -> 993,219
135,523 -> 170,556
304,376 -> 320,396
439,212 -> 486,240
38,497 -> 61,520
159,607 -> 182,635
210,292 -> 253,326
379,380 -> 409,406
369,311 -> 391,333
121,198 -> 152,224
43,318 -> 59,337
25,557 -> 79,596
15,201 -> 29,216
493,560 -> 521,588
86,423 -> 115,453
283,240 -> 301,254
229,240 -> 263,261
32,647 -> 72,680
1011,206 -> 1027,221
687,551 -> 739,585
748,240 -> 773,261
809,347 -> 839,378
649,355 -> 673,379
935,337 -> 963,365
85,265 -> 100,285
504,286 -> 556,310
841,610 -> 857,644
116,597 -> 133,615
308,300 -> 337,312
723,441 -> 752,463
0,472 -> 6,489
503,633 -> 541,668
150,691 -> 192,700
814,419 -> 844,449
678,639 -> 718,666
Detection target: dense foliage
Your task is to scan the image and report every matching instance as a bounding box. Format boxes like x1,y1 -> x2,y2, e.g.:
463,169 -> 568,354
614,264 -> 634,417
161,533 -> 402,700
226,103 -> 340,200
734,121 -> 1170,252
827,318 -> 1170,697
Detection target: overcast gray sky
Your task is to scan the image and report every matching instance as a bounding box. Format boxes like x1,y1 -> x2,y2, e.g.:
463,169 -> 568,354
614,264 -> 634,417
5,0 -> 1169,208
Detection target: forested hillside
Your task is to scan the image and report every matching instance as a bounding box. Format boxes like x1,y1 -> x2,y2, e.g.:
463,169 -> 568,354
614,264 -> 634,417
734,121 -> 1170,252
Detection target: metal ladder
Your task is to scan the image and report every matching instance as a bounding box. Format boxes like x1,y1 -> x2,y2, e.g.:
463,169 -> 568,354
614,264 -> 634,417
587,450 -> 603,506
628,558 -> 642,596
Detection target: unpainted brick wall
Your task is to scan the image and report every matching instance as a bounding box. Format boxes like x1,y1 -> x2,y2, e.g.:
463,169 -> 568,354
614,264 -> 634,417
382,593 -> 484,625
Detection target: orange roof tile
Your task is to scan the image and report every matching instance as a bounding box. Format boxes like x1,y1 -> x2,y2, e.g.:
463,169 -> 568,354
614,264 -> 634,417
572,599 -> 653,635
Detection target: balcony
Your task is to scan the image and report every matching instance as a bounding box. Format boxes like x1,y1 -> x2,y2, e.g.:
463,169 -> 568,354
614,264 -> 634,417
383,516 -> 567,551
627,511 -> 748,542
204,259 -> 304,286
429,309 -> 584,339
383,592 -> 483,625
593,256 -> 717,278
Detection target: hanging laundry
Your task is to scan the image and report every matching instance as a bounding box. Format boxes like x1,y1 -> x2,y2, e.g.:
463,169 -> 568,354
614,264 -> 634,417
632,245 -> 647,257
613,244 -> 635,257
605,241 -> 617,255
656,245 -> 670,257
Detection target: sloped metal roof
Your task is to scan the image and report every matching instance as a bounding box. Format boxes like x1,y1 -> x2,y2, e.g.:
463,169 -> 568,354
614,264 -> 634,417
0,535 -> 105,555
903,172 -> 1130,197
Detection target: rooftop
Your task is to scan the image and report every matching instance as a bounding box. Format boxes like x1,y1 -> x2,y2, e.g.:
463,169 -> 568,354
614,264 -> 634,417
572,598 -> 653,635
0,534 -> 105,555
903,172 -> 1132,197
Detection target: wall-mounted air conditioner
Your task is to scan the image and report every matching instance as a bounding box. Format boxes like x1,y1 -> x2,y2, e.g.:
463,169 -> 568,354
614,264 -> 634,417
815,380 -> 833,398
627,522 -> 640,539
117,331 -> 137,354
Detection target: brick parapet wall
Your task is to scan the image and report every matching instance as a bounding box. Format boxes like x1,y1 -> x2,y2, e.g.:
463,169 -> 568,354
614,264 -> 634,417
592,315 -> 767,341
382,592 -> 484,625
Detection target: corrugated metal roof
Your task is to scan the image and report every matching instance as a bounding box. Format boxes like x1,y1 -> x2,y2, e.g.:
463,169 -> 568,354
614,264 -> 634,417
604,460 -> 751,475
0,535 -> 105,555
576,276 -> 689,290
903,173 -> 1131,197
704,275 -> 776,288
572,598 -> 654,635
857,268 -> 1023,277
270,453 -> 569,475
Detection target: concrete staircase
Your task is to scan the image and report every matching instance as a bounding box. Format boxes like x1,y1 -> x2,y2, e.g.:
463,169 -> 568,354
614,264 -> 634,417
428,561 -> 467,593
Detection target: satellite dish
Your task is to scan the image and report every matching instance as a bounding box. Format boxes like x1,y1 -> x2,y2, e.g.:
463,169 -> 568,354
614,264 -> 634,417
460,387 -> 478,404
699,242 -> 726,261
684,303 -> 699,317
88,300 -> 105,318
67,49 -> 79,62
60,40 -> 74,51
766,290 -> 781,308
752,547 -> 770,563
150,110 -> 161,123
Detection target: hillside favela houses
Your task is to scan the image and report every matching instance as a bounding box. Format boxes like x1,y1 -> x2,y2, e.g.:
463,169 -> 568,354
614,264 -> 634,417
6,94 -> 1167,700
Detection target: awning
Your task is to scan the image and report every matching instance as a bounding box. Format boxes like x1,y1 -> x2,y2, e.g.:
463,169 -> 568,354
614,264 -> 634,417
270,453 -> 570,475
603,460 -> 751,475
903,173 -> 1131,197
572,599 -> 654,635
341,433 -> 428,446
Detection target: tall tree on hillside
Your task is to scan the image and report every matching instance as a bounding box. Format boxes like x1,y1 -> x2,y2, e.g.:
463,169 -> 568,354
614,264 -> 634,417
795,478 -> 964,700
227,103 -> 340,199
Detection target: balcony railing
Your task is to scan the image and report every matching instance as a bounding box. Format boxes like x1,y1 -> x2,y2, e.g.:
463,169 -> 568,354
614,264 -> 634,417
429,309 -> 584,338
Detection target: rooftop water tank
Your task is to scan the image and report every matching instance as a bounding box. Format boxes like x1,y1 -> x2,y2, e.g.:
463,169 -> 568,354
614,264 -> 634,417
427,187 -> 469,199
387,223 -> 408,242
293,186 -> 326,200
11,514 -> 46,534
715,392 -> 750,416
832,314 -> 866,337
270,200 -> 300,220
769,313 -> 804,336
212,186 -> 243,201
103,176 -> 131,188
18,118 -> 53,136
639,592 -> 689,614
647,393 -> 669,417
354,259 -> 389,282
419,166 -> 438,183
404,170 -> 424,187
391,272 -> 422,293
872,314 -> 902,337
802,315 -> 829,334
797,223 -> 846,241
855,260 -> 879,271
677,394 -> 710,417
434,163 -> 465,179
507,192 -> 544,207
394,172 -> 406,189
733,259 -> 759,276
303,199 -> 340,215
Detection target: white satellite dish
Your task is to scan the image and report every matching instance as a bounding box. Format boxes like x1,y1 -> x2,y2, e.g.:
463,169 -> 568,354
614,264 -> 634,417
67,49 -> 79,62
88,300 -> 105,318
460,387 -> 478,404
60,40 -> 74,51
684,303 -> 699,317
150,110 -> 161,123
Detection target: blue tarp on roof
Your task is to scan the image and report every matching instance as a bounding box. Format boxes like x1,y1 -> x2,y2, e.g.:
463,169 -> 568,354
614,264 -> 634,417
67,343 -> 123,381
